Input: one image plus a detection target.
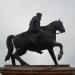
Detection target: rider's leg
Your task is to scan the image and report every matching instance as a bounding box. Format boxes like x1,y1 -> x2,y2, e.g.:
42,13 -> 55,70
29,29 -> 43,54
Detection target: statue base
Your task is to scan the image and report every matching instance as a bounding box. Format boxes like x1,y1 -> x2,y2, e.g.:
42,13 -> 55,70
0,65 -> 75,75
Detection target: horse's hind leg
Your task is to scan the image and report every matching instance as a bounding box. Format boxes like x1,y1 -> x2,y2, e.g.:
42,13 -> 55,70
11,55 -> 16,65
48,47 -> 58,65
13,48 -> 29,65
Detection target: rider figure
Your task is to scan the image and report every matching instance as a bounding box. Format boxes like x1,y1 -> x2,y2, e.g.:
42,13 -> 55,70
29,13 -> 42,33
28,13 -> 43,54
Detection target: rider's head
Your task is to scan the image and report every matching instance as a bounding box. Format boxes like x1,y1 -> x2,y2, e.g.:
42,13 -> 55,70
36,13 -> 42,20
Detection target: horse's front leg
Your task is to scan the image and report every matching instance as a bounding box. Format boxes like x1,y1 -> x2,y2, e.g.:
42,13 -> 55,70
48,47 -> 58,65
53,42 -> 63,60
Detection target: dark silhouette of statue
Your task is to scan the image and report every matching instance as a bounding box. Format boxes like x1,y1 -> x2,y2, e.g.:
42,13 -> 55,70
5,13 -> 65,66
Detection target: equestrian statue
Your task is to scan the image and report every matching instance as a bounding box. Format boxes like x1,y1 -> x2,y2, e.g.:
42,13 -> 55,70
5,13 -> 65,65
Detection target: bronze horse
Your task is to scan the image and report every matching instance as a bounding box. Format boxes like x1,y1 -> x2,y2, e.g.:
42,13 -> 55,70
5,20 -> 65,65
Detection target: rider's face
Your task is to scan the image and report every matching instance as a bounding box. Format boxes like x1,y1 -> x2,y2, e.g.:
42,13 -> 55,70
38,15 -> 42,20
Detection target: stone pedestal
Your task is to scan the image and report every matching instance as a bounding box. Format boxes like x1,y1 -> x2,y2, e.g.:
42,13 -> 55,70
0,65 -> 75,75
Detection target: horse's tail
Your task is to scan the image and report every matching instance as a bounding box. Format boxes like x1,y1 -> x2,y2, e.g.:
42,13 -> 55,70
5,35 -> 15,61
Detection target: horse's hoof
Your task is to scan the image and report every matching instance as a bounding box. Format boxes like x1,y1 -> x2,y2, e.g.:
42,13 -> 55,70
58,54 -> 62,60
21,62 -> 29,65
55,63 -> 58,66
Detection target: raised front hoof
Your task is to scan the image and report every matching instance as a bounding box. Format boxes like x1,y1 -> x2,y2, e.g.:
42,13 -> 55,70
58,54 -> 62,60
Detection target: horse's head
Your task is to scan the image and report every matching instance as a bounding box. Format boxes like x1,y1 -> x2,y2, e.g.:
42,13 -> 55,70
54,19 -> 65,33
48,19 -> 65,33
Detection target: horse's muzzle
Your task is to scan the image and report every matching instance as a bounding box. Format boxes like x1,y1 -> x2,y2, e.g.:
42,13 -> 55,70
61,29 -> 65,33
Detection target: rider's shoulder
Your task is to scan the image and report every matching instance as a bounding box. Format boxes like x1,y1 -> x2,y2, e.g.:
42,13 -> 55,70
32,16 -> 37,19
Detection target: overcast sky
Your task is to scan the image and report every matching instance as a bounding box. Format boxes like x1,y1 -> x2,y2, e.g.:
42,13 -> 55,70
0,0 -> 75,67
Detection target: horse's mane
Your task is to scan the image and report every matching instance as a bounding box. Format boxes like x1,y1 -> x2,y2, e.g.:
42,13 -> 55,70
40,25 -> 48,30
40,21 -> 57,30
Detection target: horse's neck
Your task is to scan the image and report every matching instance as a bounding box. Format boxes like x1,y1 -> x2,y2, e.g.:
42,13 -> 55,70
41,24 -> 56,33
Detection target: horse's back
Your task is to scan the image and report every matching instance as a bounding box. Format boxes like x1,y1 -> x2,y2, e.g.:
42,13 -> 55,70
15,31 -> 28,37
